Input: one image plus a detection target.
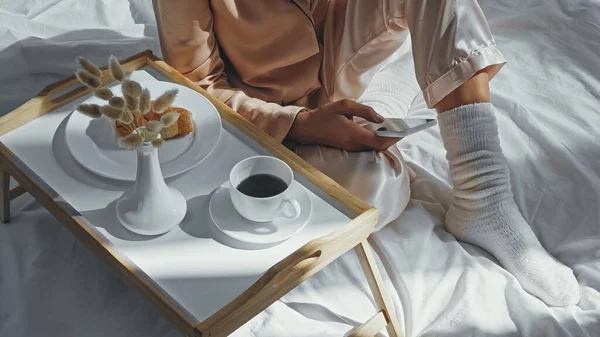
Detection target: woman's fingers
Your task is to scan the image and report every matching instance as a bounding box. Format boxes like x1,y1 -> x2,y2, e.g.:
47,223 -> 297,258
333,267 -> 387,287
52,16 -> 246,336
375,136 -> 402,150
345,119 -> 400,151
362,133 -> 401,151
287,99 -> 398,151
330,99 -> 384,123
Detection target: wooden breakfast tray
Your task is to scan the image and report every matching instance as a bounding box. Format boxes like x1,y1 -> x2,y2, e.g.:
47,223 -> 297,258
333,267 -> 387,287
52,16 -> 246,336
0,50 -> 401,337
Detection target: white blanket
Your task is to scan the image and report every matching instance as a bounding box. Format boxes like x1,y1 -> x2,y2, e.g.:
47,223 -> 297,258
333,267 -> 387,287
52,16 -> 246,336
1,1 -> 599,336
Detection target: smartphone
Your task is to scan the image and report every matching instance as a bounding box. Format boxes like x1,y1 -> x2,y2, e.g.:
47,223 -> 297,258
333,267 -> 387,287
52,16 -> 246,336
363,118 -> 437,138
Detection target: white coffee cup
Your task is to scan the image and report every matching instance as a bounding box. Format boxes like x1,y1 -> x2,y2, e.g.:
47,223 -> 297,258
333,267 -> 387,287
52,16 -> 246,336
229,156 -> 301,223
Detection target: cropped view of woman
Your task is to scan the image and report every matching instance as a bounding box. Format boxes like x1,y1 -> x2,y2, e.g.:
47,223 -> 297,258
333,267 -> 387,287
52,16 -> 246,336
153,0 -> 579,306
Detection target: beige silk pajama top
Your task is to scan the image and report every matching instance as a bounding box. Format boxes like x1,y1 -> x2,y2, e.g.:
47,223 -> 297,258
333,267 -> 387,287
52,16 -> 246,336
152,0 -> 507,142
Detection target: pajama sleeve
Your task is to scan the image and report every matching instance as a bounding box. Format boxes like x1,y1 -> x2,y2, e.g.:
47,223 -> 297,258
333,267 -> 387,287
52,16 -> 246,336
152,0 -> 304,142
401,0 -> 507,108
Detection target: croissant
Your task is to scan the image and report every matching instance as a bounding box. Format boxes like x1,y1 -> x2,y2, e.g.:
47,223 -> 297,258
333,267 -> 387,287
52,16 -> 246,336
171,107 -> 194,136
114,102 -> 195,140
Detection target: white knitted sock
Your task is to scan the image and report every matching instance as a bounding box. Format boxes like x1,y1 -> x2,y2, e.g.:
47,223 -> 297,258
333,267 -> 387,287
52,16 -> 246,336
438,103 -> 579,306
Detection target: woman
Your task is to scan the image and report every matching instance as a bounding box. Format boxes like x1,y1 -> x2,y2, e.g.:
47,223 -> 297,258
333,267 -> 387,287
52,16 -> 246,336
152,0 -> 578,306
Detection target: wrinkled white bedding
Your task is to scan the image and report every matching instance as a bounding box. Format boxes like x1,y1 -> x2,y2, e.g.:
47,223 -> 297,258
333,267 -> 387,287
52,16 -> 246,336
1,1 -> 599,336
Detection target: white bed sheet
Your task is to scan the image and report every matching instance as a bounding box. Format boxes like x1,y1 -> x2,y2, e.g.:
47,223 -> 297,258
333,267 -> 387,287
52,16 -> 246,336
1,1 -> 599,336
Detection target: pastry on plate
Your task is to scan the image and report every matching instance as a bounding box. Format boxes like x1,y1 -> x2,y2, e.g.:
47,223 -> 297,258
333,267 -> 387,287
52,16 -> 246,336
113,103 -> 194,140
172,107 -> 194,136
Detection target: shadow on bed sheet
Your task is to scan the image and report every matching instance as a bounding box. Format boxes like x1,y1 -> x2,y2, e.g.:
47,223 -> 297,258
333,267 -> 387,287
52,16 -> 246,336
0,29 -> 177,337
0,29 -> 159,116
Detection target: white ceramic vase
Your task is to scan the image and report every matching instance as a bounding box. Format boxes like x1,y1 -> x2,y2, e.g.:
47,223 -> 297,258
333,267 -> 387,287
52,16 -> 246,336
116,142 -> 187,235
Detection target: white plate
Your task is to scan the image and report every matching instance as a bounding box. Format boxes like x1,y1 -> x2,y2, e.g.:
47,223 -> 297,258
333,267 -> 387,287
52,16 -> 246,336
64,81 -> 222,181
209,181 -> 312,245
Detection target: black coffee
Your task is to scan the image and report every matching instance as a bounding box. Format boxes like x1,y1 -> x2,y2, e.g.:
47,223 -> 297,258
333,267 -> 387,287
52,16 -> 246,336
237,174 -> 288,198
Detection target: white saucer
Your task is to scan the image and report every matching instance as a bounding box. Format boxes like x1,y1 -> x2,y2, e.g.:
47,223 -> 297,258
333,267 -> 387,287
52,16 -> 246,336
209,181 -> 312,245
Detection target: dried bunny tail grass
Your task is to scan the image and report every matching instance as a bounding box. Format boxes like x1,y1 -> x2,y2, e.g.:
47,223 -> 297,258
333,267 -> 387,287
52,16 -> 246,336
108,96 -> 125,109
124,94 -> 139,111
133,127 -> 151,142
145,120 -> 164,134
118,133 -> 144,149
151,138 -> 165,148
153,89 -> 178,114
76,57 -> 102,77
139,88 -> 151,114
160,111 -> 180,128
132,111 -> 146,128
119,109 -> 134,124
75,69 -> 101,89
122,79 -> 142,98
76,104 -> 102,118
108,55 -> 126,82
94,88 -> 113,100
100,105 -> 123,119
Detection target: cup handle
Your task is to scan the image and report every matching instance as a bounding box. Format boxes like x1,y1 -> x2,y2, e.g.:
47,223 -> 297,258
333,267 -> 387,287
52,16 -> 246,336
279,197 -> 301,220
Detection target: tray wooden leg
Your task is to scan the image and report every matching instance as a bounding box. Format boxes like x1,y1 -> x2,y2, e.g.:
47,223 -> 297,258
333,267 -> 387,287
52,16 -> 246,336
347,311 -> 388,337
1,167 -> 10,223
354,240 -> 402,337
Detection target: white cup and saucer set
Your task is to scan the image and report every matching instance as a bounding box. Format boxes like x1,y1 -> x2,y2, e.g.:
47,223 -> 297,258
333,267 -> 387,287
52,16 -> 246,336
209,156 -> 313,246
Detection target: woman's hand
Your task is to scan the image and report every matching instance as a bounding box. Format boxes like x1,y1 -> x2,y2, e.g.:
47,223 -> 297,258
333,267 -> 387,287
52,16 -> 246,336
287,99 -> 401,152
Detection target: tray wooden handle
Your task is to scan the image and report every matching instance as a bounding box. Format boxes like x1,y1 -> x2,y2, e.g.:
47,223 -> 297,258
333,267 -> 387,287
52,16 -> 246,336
195,208 -> 379,337
0,50 -> 152,136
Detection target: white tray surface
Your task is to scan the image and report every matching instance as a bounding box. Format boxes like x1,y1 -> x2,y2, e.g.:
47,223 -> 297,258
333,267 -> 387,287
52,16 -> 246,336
0,71 -> 351,323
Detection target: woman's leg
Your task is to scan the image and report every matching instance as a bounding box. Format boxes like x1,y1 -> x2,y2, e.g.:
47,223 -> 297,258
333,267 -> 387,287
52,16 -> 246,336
397,0 -> 579,306
301,0 -> 418,231
437,79 -> 580,307
296,145 -> 413,232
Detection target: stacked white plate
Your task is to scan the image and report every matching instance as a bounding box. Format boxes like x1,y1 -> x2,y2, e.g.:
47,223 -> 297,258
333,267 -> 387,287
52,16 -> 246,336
64,81 -> 222,181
